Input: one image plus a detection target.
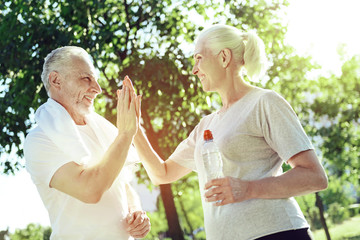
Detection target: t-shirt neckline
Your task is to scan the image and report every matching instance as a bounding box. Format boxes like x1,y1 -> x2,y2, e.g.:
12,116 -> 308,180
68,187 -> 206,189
216,86 -> 260,116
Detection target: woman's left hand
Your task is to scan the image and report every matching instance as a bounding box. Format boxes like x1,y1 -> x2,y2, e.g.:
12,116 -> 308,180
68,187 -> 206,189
204,177 -> 252,206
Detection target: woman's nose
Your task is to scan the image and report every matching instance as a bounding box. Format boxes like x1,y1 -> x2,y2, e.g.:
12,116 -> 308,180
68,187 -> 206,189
192,64 -> 199,75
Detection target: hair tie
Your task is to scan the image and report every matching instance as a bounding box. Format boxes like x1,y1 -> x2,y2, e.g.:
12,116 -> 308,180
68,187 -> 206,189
241,33 -> 248,41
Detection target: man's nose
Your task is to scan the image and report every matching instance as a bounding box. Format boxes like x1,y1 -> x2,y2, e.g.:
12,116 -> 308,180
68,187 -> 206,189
92,80 -> 102,94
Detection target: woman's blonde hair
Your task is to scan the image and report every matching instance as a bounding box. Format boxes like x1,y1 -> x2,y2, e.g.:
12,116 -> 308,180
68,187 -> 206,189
197,24 -> 267,82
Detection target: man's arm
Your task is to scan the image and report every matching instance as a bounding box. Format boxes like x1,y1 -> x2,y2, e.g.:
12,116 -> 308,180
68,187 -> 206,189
126,183 -> 142,212
50,87 -> 140,203
204,149 -> 328,205
50,133 -> 133,203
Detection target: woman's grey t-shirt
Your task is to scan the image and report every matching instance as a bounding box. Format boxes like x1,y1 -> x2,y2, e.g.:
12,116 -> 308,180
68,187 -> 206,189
169,87 -> 313,240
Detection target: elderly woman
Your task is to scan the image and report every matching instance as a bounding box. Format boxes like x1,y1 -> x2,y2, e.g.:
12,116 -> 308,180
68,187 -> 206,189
124,24 -> 327,240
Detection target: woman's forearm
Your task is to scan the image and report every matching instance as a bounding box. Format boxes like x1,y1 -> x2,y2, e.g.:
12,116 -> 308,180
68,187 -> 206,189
133,129 -> 169,185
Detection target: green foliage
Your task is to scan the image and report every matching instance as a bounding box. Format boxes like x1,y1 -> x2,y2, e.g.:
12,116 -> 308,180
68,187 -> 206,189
321,176 -> 357,208
0,0 -> 294,236
307,55 -> 360,181
349,204 -> 360,217
296,175 -> 358,231
146,198 -> 169,239
173,173 -> 205,239
9,223 -> 51,240
0,0 -> 203,173
145,173 -> 205,239
306,55 -> 360,222
313,216 -> 360,240
296,194 -> 323,230
328,202 -> 350,225
2,0 -> 360,238
308,205 -> 323,230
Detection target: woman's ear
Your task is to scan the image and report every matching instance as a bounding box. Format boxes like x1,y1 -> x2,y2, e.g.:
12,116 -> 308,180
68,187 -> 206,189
220,48 -> 232,68
48,71 -> 61,90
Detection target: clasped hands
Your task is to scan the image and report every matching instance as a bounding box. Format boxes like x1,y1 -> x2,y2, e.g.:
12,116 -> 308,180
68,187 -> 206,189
125,210 -> 151,239
204,176 -> 252,206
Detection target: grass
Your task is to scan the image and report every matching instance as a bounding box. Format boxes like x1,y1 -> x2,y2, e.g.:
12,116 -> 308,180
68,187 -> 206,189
312,215 -> 360,240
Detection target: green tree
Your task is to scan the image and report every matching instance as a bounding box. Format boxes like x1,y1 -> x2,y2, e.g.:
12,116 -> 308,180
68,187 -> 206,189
310,55 -> 360,234
295,54 -> 360,239
9,223 -> 51,240
4,0 -> 353,238
314,55 -> 360,187
1,0 -> 210,238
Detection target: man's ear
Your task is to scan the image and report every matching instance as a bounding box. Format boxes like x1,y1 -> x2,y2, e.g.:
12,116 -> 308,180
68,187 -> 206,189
48,71 -> 61,90
220,48 -> 232,68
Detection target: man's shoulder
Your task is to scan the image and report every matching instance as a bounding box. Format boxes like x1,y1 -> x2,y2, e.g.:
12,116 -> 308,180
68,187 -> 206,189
25,125 -> 45,140
24,125 -> 52,149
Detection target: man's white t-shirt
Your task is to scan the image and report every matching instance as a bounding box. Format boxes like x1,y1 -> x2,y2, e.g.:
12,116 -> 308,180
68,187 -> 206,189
169,87 -> 313,240
25,113 -> 133,239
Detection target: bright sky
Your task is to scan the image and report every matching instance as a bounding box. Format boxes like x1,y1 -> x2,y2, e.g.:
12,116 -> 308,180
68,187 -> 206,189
1,0 -> 360,233
285,0 -> 360,75
0,168 -> 50,231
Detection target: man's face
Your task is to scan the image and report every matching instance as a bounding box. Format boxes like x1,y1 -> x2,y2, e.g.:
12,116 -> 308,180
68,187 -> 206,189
57,56 -> 102,120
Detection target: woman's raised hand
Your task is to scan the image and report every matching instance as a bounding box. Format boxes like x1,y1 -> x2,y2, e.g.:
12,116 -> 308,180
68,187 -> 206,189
123,76 -> 141,120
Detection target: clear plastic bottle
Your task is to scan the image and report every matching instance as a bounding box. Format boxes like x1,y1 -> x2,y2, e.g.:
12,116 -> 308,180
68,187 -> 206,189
202,129 -> 224,182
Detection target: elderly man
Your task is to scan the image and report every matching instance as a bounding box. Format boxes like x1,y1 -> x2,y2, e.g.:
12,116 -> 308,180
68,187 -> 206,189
24,46 -> 150,239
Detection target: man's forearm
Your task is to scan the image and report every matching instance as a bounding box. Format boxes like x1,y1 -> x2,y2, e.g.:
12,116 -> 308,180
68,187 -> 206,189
126,183 -> 142,212
79,133 -> 134,201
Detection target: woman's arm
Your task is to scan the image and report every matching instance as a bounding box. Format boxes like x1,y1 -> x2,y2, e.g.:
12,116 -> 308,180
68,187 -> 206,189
133,129 -> 192,185
122,76 -> 192,185
205,149 -> 328,205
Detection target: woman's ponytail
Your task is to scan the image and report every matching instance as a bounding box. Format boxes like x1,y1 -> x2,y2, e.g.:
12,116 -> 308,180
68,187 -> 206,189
242,32 -> 268,82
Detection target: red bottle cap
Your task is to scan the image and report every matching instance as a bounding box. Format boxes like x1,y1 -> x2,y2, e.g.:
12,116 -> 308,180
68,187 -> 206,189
204,129 -> 213,141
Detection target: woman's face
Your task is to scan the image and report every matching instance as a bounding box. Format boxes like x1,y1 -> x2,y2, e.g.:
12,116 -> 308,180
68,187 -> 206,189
192,39 -> 224,92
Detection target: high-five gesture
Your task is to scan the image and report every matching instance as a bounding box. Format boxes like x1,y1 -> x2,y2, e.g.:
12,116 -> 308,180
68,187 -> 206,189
123,75 -> 136,93
116,84 -> 141,136
122,75 -> 141,128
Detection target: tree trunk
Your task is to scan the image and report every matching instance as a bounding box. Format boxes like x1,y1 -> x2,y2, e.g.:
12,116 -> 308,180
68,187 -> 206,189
315,192 -> 331,240
178,196 -> 196,239
160,184 -> 185,240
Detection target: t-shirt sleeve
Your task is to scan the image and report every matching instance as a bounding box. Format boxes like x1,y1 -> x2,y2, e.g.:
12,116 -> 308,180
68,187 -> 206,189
24,130 -> 76,187
259,91 -> 314,163
168,124 -> 199,172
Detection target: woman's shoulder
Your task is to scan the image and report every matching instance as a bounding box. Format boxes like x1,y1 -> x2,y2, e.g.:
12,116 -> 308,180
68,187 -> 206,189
252,88 -> 297,118
254,87 -> 288,104
198,111 -> 217,124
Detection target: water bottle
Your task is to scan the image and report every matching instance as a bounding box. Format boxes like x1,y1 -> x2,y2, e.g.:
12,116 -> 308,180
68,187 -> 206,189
202,129 -> 224,182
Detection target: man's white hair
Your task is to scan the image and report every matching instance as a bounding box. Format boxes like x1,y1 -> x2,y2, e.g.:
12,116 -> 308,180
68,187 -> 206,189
41,46 -> 92,96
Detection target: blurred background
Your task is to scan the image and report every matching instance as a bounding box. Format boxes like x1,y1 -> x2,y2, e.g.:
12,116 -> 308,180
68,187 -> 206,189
0,0 -> 359,239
